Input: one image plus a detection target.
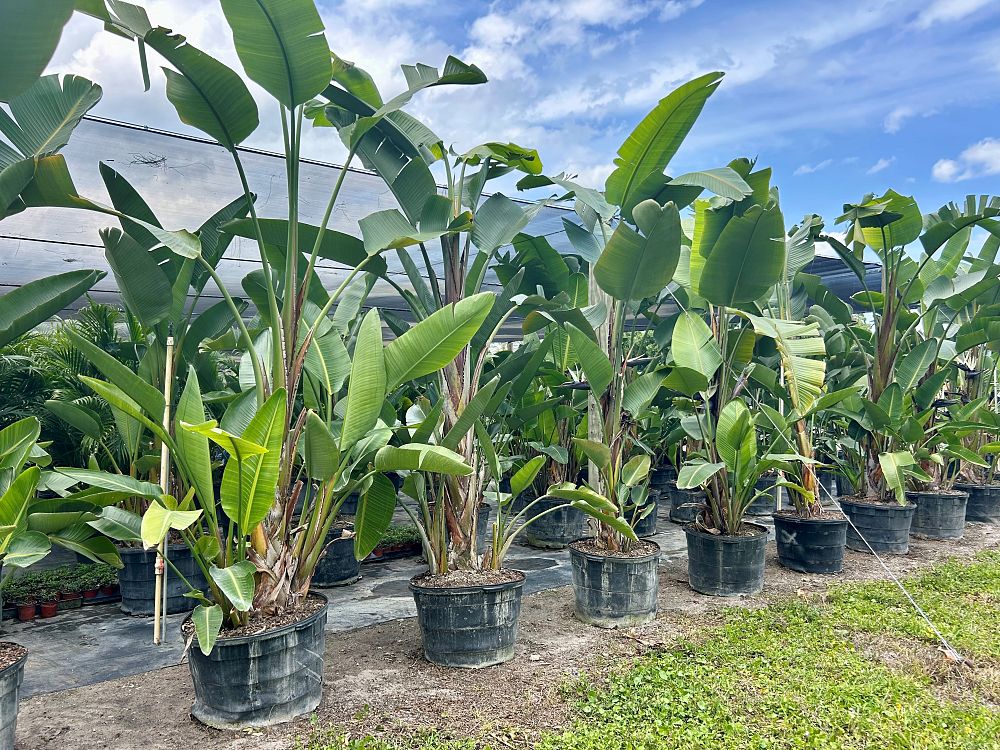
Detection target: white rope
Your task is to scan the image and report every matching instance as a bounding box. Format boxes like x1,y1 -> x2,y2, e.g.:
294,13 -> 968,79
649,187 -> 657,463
819,478 -> 964,663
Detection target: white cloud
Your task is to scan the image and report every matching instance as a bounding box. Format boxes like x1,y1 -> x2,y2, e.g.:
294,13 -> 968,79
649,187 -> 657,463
883,106 -> 914,134
794,159 -> 833,175
661,0 -> 705,21
866,157 -> 895,174
932,137 -> 1000,182
915,0 -> 992,29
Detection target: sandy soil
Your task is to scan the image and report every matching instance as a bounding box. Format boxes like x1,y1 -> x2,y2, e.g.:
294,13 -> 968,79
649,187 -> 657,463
16,523 -> 1000,750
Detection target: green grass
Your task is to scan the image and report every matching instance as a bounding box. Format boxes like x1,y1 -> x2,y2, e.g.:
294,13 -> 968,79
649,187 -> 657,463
300,552 -> 1000,750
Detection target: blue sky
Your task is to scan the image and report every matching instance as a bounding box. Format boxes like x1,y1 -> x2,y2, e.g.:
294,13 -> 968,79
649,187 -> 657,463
52,0 -> 1000,231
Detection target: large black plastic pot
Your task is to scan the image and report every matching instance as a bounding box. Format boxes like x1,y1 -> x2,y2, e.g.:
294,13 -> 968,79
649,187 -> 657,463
523,495 -> 589,549
667,483 -> 705,523
773,513 -> 847,574
840,498 -> 915,554
188,594 -> 328,728
634,492 -> 659,537
650,466 -> 677,490
954,483 -> 1000,524
0,646 -> 26,748
685,522 -> 767,596
569,540 -> 660,628
817,470 -> 838,501
119,544 -> 207,616
313,527 -> 360,587
338,492 -> 360,516
907,490 -> 968,540
835,474 -> 855,498
410,572 -> 524,668
746,476 -> 779,516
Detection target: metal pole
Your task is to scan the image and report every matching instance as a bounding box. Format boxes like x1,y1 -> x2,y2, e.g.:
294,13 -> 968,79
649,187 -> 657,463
153,332 -> 175,645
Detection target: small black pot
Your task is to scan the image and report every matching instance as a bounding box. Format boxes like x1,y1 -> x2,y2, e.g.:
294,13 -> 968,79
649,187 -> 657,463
634,492 -> 659,538
0,645 -> 26,748
410,573 -> 524,668
746,476 -> 779,516
773,513 -> 848,574
523,495 -> 590,549
954,483 -> 1000,524
569,541 -> 660,628
840,498 -> 915,555
667,483 -> 706,524
685,523 -> 767,596
313,527 -> 361,587
119,544 -> 207,616
188,594 -> 328,728
907,490 -> 968,540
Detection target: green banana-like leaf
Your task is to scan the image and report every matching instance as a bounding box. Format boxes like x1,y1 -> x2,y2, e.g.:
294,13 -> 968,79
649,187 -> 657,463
572,438 -> 611,470
219,0 -> 331,108
0,466 -> 39,531
69,329 -> 164,419
384,293 -> 494,389
354,473 -> 396,561
511,456 -> 546,498
671,311 -> 722,381
101,227 -> 173,328
56,468 -> 162,498
3,530 -> 51,568
859,190 -> 922,250
0,1 -> 75,101
87,505 -> 142,543
895,340 -> 938,391
565,323 -> 612,396
744,314 -> 825,413
140,501 -> 202,549
878,450 -> 919,504
621,454 -> 651,488
192,603 -> 223,656
594,199 -> 681,302
0,74 -> 100,158
303,411 -> 338,481
697,203 -> 785,305
716,400 -> 755,474
441,376 -> 500,451
669,167 -> 753,200
341,309 -> 386,451
374,444 -> 472,476
677,460 -> 725,489
175,372 -> 215,511
605,71 -> 724,211
210,560 -> 256,612
43,399 -> 102,440
622,370 -> 666,417
220,388 -> 285,532
50,525 -> 120,567
143,26 -> 258,149
0,269 -> 106,349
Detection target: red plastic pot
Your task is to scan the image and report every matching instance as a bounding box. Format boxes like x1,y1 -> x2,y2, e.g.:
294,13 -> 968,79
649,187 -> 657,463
16,604 -> 36,621
99,585 -> 116,596
82,589 -> 99,599
39,601 -> 58,618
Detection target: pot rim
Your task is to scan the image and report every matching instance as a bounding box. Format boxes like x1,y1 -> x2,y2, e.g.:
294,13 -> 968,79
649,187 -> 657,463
119,543 -> 190,557
409,570 -> 525,594
904,489 -> 969,499
567,537 -> 661,562
683,521 -> 769,542
0,645 -> 27,680
773,511 -> 847,525
838,497 -> 916,511
183,591 -> 329,649
953,482 -> 1000,490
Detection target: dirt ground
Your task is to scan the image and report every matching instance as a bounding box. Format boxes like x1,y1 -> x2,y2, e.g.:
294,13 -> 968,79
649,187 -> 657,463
16,524 -> 1000,750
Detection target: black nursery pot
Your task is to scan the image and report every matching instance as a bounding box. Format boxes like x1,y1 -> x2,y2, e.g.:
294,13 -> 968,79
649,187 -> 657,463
839,498 -> 915,555
954,483 -> 1000,524
410,573 -> 524,668
773,513 -> 847,574
685,522 -> 767,596
668,483 -> 705,524
188,594 -> 328,728
0,646 -> 26,749
569,540 -> 660,628
523,495 -> 590,549
312,526 -> 361,587
906,490 -> 968,540
650,466 -> 677,490
119,544 -> 207,616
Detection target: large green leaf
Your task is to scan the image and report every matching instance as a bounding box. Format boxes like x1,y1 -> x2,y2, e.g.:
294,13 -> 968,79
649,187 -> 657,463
223,218 -> 378,273
594,199 -> 681,301
384,293 -> 494,389
144,27 -> 258,149
341,309 -> 386,450
716,399 -> 755,473
879,450 -> 919,504
3,530 -> 51,568
87,505 -> 142,543
374,444 -> 472,476
0,74 -> 101,162
895,339 -> 938,391
605,71 -> 724,210
669,168 -> 752,200
303,411 -> 338,481
219,0 -> 331,108
209,560 -> 256,612
192,603 -> 223,656
68,329 -> 165,419
671,311 -> 722,381
0,466 -> 39,531
860,190 -> 922,250
353,473 -> 396,561
744,315 -> 825,413
0,269 -> 106,349
471,194 -> 537,256
565,324 -> 613,396
101,227 -> 173,328
511,455 -> 546,498
220,389 -> 285,531
43,399 -> 102,439
175,371 -> 215,511
441,376 -> 500,451
56,468 -> 162,498
139,501 -> 202,548
0,1 -> 75,101
676,460 -> 725,489
697,203 -> 785,305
